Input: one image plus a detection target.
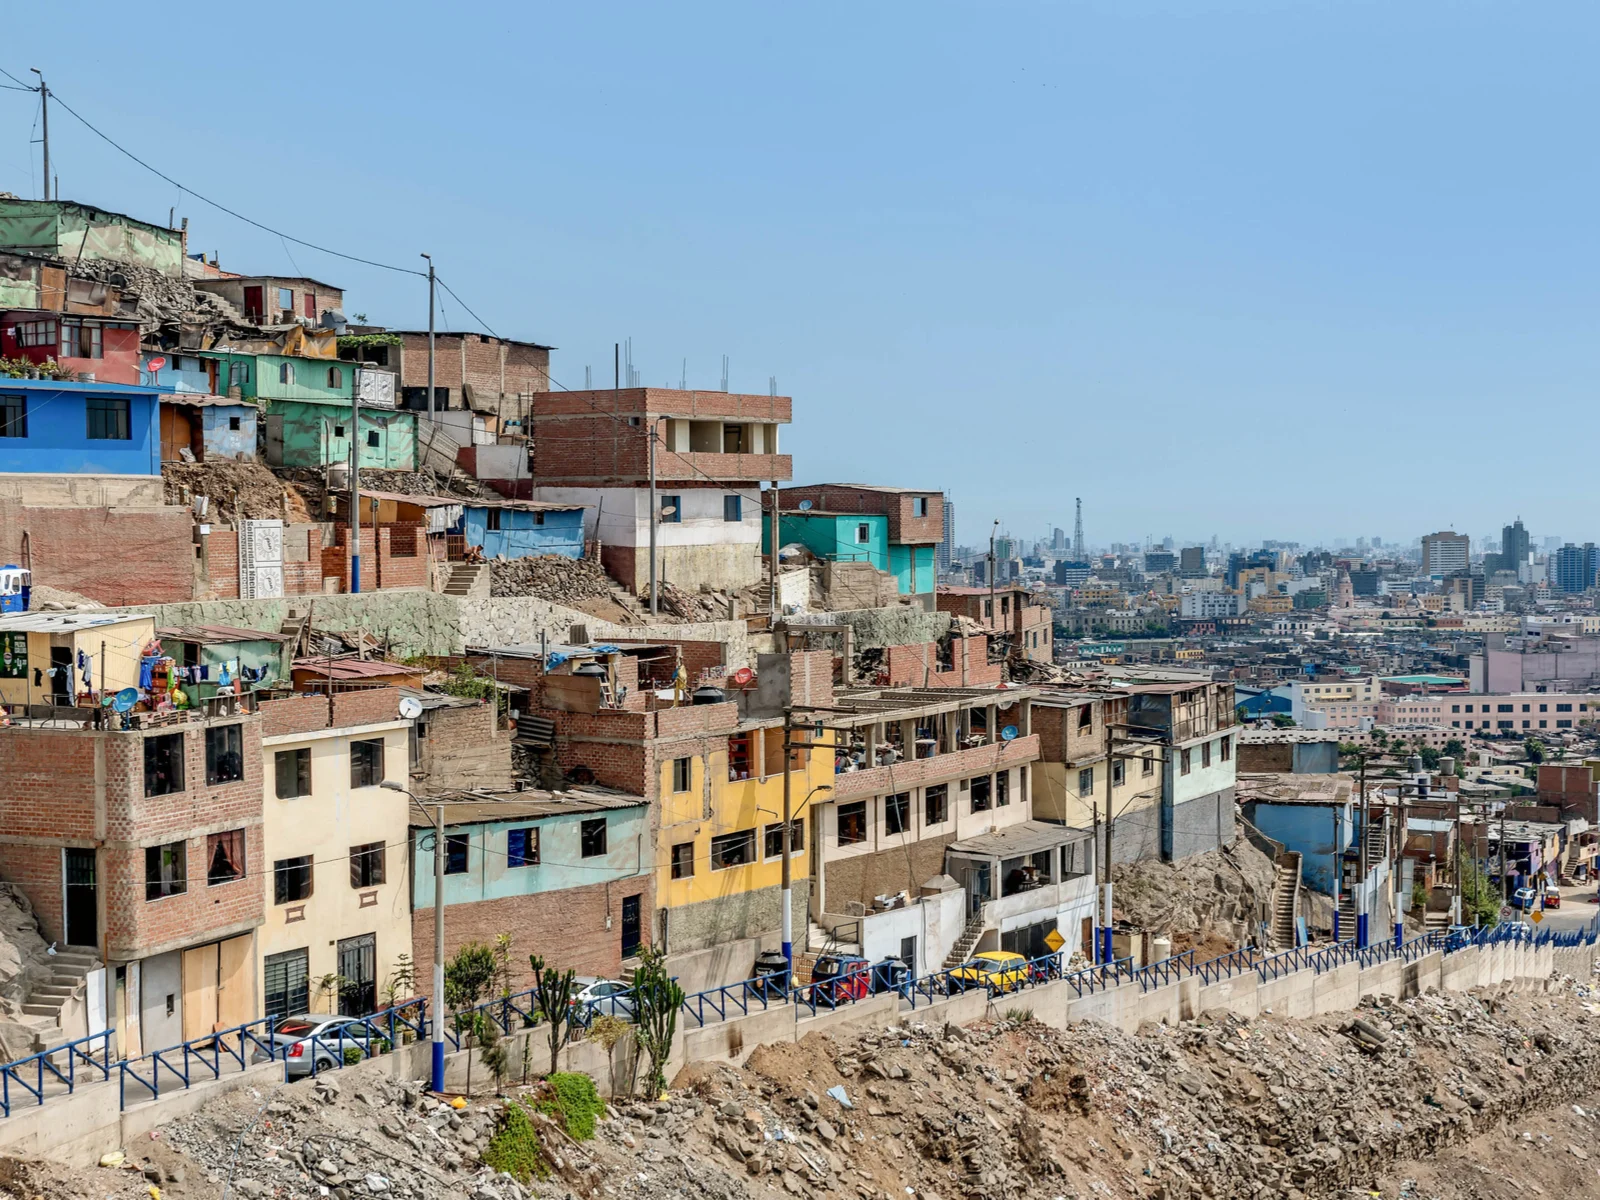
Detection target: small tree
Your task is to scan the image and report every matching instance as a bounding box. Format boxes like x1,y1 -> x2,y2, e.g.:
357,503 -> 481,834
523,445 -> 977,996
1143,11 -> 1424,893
1270,713 -> 1296,729
1418,745 -> 1441,771
1524,736 -> 1546,764
632,947 -> 684,1099
530,955 -> 579,1075
383,953 -> 417,1010
1443,738 -> 1466,760
493,933 -> 516,999
446,942 -> 498,1094
587,1014 -> 636,1099
476,1012 -> 510,1095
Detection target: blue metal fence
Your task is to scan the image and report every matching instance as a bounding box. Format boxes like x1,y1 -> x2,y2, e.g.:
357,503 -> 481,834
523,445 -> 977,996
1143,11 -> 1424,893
0,1028 -> 114,1117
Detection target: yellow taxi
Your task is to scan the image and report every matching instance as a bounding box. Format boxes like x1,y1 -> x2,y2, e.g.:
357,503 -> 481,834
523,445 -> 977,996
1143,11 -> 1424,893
947,950 -> 1032,994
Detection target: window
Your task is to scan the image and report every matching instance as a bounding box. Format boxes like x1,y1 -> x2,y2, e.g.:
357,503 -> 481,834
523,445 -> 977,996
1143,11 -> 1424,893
228,360 -> 249,389
837,801 -> 868,845
1558,719 -> 1573,728
723,494 -> 742,522
349,841 -> 386,888
1523,720 -> 1531,728
710,829 -> 757,870
275,748 -> 312,799
1078,767 -> 1095,797
1540,704 -> 1548,712
856,523 -> 871,544
1497,704 -> 1513,713
885,791 -> 910,835
671,841 -> 695,879
1539,720 -> 1548,728
1498,720 -> 1513,729
672,756 -> 692,792
145,841 -> 186,900
86,396 -> 130,440
1558,703 -> 1573,712
912,496 -> 928,517
1522,704 -> 1531,713
324,366 -> 342,388
366,429 -> 379,448
59,320 -> 101,359
305,292 -> 317,318
333,425 -> 346,438
660,494 -> 681,523
1201,742 -> 1212,769
264,948 -> 309,1020
507,827 -> 539,867
350,738 -> 384,789
207,829 -> 245,886
273,855 -> 313,903
279,362 -> 295,385
971,775 -> 992,812
228,415 -> 241,431
14,320 -> 54,347
581,818 -> 608,857
764,821 -> 804,858
478,508 -> 503,535
0,394 -> 25,439
1220,737 -> 1231,762
205,724 -> 244,785
1112,759 -> 1126,786
444,833 -> 469,874
144,733 -> 185,796
926,784 -> 949,824
278,287 -> 293,312
1180,748 -> 1192,776
996,772 -> 1009,807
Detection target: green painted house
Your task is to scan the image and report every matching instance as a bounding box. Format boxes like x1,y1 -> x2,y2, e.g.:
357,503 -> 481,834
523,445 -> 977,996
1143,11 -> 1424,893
766,511 -> 889,571
201,350 -> 416,469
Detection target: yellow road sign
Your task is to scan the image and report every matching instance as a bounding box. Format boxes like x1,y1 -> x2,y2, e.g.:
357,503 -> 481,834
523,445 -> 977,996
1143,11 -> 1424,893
1531,910 -> 1545,924
1044,928 -> 1065,952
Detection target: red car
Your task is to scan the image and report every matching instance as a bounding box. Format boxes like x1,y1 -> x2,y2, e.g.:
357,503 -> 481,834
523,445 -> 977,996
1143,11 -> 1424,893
1544,892 -> 1562,909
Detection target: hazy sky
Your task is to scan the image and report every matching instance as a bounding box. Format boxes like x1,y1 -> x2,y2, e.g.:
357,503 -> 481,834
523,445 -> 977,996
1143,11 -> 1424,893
2,3 -> 1595,550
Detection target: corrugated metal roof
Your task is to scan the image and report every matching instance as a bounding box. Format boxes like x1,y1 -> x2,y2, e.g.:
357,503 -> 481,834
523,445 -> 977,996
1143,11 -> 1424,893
291,657 -> 423,680
412,788 -> 647,828
0,612 -> 150,632
158,624 -> 290,644
947,819 -> 1091,857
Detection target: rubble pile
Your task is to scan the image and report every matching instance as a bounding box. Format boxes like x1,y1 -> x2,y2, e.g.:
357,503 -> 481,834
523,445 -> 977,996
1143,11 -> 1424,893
1112,836 -> 1277,954
163,461 -> 315,524
490,556 -> 617,605
0,885 -> 56,1060
359,469 -> 498,500
67,259 -> 243,332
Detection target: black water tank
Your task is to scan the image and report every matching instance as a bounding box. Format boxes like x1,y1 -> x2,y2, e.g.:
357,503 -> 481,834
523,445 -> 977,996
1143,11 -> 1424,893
692,685 -> 726,705
753,949 -> 790,992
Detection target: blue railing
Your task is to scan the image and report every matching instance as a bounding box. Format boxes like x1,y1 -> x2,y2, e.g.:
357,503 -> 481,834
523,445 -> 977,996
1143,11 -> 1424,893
1192,945 -> 1259,985
1062,956 -> 1135,996
0,1028 -> 114,1117
120,1016 -> 280,1108
1133,948 -> 1195,992
681,975 -> 786,1027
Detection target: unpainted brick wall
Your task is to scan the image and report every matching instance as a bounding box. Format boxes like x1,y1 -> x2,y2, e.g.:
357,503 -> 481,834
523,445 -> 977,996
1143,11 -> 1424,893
260,688 -> 404,738
884,637 -> 1002,689
0,500 -> 197,605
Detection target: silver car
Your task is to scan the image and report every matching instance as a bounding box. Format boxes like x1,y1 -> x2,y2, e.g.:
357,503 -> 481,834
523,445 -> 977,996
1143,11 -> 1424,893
570,977 -> 637,1023
267,1014 -> 376,1077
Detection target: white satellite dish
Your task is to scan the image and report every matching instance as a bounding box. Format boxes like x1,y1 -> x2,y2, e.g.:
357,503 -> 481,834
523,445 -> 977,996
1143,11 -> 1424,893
398,696 -> 425,720
797,499 -> 813,511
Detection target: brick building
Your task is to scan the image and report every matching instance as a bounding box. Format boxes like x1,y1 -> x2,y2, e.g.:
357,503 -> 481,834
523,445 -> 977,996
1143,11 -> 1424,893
410,790 -> 652,991
778,484 -> 944,610
528,388 -> 791,595
936,585 -> 1054,664
0,701 -> 266,1056
344,331 -> 552,430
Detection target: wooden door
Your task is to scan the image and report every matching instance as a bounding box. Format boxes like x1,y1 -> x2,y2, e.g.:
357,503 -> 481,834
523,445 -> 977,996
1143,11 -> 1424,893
180,945 -> 217,1041
243,286 -> 263,321
216,936 -> 252,1029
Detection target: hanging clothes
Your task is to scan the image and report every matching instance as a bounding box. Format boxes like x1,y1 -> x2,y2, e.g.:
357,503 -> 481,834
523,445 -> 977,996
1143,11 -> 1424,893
138,658 -> 156,690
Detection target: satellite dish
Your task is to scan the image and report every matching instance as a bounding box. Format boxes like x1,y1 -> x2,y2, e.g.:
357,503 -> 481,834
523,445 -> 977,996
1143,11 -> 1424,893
797,499 -> 813,511
398,696 -> 425,720
112,688 -> 139,713
1000,725 -> 1019,742
659,505 -> 678,517
145,356 -> 168,374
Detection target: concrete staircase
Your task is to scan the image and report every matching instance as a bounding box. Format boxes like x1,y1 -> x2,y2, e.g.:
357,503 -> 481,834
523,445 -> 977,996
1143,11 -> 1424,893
942,915 -> 987,968
805,920 -> 861,957
444,562 -> 488,598
1270,853 -> 1302,949
279,607 -> 309,657
19,947 -> 101,1044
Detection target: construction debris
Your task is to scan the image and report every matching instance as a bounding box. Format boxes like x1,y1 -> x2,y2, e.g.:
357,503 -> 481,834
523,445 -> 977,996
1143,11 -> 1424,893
490,556 -> 618,605
162,461 -> 316,524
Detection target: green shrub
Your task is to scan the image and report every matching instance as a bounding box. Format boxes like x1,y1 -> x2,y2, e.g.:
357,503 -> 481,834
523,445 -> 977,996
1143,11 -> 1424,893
532,1072 -> 604,1141
343,1046 -> 364,1066
481,1101 -> 550,1182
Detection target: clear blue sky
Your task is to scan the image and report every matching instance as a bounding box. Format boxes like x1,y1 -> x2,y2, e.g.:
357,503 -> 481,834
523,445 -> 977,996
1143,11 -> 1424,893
3,2 -> 1595,552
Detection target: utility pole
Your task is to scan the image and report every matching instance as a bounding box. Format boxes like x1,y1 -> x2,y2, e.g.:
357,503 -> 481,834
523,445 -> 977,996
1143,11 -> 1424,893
421,254 -> 435,423
1090,795 -> 1102,963
647,419 -> 658,616
988,520 -> 999,632
768,480 -> 779,617
781,707 -> 794,972
350,369 -> 362,593
432,803 -> 445,1093
1356,750 -> 1369,947
1101,722 -> 1117,965
1332,797 -> 1342,942
30,71 -> 48,201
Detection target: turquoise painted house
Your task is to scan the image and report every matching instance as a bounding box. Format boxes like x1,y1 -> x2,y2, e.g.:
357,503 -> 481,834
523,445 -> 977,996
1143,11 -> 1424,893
200,349 -> 416,470
412,792 -> 651,977
458,500 -> 587,561
888,544 -> 936,598
766,511 -> 889,571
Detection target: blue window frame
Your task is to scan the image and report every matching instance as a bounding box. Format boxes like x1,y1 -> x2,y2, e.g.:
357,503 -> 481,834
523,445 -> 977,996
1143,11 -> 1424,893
0,393 -> 24,438
723,494 -> 742,522
507,827 -> 539,867
86,396 -> 130,440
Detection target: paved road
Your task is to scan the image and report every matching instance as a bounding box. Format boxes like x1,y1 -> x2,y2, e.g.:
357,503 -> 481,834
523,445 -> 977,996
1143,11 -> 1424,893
1523,883 -> 1599,934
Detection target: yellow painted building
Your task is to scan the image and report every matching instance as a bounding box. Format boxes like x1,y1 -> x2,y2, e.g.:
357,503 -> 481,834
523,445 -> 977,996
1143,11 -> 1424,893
1248,593 -> 1292,614
654,715 -> 835,957
258,714 -> 413,1018
0,611 -> 155,709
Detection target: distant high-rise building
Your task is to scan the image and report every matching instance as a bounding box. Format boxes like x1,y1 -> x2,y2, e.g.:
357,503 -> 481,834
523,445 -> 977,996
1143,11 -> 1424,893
1420,531 -> 1469,576
1050,526 -> 1066,553
1144,551 -> 1177,575
1073,498 -> 1085,559
1502,518 -> 1529,570
1551,543 -> 1600,594
1179,546 -> 1206,575
937,500 -> 956,572
1054,560 -> 1091,586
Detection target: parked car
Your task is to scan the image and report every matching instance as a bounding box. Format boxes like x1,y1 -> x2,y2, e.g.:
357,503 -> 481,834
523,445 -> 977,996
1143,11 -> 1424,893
1502,920 -> 1535,939
947,950 -> 1032,994
269,1014 -> 377,1077
570,977 -> 637,1022
1512,887 -> 1540,912
1543,891 -> 1562,909
809,954 -> 871,1004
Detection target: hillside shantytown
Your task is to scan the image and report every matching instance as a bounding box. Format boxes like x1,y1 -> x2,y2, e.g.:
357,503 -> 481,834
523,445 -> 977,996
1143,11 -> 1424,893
0,191 -> 1598,1200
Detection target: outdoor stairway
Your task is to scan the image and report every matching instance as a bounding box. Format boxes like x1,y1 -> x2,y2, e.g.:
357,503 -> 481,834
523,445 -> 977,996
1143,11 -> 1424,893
19,946 -> 101,1043
279,607 -> 308,656
805,920 -> 861,957
1364,821 -> 1387,869
942,915 -> 987,968
444,562 -> 487,598
1270,853 -> 1302,949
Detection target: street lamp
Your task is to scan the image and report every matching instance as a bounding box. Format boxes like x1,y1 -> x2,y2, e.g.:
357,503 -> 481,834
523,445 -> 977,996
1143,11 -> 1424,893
781,779 -> 833,972
382,781 -> 445,1094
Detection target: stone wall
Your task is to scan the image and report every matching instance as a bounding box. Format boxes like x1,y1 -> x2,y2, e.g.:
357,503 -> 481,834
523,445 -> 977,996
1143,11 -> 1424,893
786,606 -> 951,651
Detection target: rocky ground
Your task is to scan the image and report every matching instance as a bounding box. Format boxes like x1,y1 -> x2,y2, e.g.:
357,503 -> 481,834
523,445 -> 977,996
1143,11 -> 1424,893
8,974 -> 1600,1200
490,557 -> 618,607
163,461 -> 316,524
1112,835 -> 1278,955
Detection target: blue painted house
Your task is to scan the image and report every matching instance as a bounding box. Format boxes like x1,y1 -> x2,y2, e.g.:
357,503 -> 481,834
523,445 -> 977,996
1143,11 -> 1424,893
458,499 -> 586,560
0,376 -> 168,479
412,791 -> 651,980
